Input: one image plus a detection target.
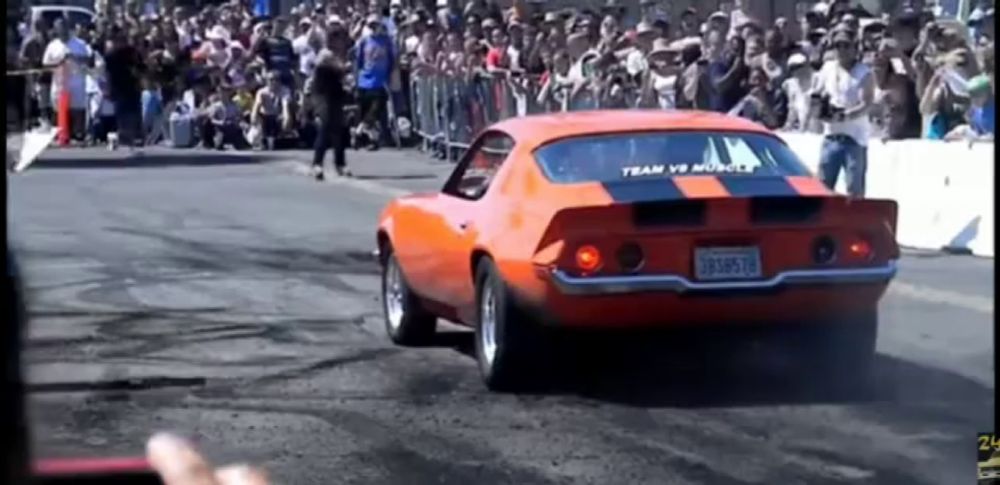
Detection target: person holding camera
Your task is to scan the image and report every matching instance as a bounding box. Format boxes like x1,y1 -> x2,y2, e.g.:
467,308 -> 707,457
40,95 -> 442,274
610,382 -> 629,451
810,28 -> 874,198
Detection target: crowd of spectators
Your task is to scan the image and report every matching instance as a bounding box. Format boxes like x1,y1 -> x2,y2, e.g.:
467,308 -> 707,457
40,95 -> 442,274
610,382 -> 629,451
6,0 -> 996,155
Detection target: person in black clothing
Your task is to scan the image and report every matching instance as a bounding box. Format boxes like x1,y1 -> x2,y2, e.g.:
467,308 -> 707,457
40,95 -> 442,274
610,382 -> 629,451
310,51 -> 351,180
253,18 -> 297,89
104,27 -> 145,149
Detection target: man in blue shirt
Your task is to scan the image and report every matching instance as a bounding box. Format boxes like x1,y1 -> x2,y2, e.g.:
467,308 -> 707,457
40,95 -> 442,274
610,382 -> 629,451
354,14 -> 395,150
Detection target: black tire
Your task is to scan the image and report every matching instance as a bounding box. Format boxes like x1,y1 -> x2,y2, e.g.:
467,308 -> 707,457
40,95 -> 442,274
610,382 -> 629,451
381,247 -> 436,345
474,258 -> 544,392
794,310 -> 878,389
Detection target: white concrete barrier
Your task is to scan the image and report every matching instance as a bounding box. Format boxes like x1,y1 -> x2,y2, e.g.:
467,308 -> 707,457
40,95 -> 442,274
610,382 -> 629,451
777,132 -> 994,258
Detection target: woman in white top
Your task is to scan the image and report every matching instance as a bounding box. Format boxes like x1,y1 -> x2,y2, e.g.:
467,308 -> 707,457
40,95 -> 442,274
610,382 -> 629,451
781,53 -> 821,133
536,50 -> 575,112
640,39 -> 680,110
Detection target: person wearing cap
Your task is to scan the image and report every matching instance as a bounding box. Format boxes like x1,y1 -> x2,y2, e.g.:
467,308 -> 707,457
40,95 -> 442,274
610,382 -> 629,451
639,38 -> 680,109
354,13 -> 395,150
782,52 -> 821,133
399,13 -> 424,56
707,11 -> 729,35
966,74 -> 994,138
292,17 -> 315,56
624,21 -> 657,80
194,25 -> 234,69
811,28 -> 874,197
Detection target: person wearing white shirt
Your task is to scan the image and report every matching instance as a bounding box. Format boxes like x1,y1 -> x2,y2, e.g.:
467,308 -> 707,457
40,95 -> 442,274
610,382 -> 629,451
811,29 -> 874,197
782,53 -> 821,133
42,19 -> 93,142
292,18 -> 314,56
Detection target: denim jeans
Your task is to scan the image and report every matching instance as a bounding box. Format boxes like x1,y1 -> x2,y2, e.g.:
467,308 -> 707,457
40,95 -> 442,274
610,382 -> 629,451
818,134 -> 867,197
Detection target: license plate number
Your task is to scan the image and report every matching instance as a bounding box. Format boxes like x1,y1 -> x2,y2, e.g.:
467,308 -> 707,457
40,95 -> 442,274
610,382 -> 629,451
694,247 -> 762,281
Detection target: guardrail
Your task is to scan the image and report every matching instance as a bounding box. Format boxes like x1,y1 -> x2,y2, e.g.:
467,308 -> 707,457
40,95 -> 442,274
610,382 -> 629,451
781,133 -> 994,257
408,72 -> 639,161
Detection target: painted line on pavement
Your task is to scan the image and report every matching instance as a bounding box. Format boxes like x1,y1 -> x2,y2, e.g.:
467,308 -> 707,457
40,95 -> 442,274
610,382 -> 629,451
888,281 -> 993,315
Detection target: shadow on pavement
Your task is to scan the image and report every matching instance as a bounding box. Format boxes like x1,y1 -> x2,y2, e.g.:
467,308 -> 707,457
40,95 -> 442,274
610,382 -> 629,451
27,152 -> 282,169
427,328 -> 994,410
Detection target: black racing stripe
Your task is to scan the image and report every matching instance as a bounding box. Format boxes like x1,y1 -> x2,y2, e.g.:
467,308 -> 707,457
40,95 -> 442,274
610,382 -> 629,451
716,176 -> 799,197
601,179 -> 686,203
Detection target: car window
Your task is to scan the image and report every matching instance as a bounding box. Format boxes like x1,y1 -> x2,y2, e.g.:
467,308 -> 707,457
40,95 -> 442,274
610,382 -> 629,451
67,11 -> 93,28
443,131 -> 515,200
532,131 -> 811,184
39,11 -> 66,29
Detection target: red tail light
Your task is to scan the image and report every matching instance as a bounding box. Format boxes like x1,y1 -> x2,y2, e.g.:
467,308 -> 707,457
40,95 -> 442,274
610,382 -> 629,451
575,245 -> 603,273
847,236 -> 874,261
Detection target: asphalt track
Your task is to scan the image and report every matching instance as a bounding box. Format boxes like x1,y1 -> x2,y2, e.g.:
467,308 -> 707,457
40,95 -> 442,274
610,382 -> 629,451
9,147 -> 995,485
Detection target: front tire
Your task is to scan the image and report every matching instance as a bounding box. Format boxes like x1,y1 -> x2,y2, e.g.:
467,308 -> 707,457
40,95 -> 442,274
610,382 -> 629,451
381,248 -> 436,345
474,259 -> 543,392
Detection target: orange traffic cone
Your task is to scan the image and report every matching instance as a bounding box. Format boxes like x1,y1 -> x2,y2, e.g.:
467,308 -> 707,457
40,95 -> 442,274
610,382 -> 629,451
57,65 -> 71,146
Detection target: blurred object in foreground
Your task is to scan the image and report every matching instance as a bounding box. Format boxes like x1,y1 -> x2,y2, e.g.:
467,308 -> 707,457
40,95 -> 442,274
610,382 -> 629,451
7,126 -> 57,173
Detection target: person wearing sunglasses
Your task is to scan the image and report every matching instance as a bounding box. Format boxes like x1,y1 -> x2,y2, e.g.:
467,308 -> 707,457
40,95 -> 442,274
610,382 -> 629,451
809,28 -> 873,197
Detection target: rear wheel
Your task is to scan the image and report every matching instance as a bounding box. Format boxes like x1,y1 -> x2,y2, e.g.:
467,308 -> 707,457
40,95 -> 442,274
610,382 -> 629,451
475,258 -> 544,392
381,247 -> 436,345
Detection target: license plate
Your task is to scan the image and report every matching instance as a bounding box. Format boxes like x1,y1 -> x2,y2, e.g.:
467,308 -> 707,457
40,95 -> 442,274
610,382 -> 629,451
694,247 -> 762,281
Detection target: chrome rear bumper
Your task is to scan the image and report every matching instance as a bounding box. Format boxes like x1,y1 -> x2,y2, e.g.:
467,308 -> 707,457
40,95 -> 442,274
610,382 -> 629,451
549,260 -> 898,296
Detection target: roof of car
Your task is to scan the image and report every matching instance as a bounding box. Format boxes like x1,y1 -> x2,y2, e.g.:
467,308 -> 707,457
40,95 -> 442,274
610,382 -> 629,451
491,110 -> 775,149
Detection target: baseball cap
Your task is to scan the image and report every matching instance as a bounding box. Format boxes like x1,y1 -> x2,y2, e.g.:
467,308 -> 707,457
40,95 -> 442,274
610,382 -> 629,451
787,52 -> 808,67
968,74 -> 991,94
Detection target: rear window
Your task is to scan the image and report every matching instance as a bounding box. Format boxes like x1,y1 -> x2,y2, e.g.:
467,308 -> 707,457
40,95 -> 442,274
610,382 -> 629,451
533,131 -> 812,184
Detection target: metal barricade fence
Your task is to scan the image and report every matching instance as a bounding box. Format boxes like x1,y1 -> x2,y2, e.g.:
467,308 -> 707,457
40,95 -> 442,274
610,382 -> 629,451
407,71 -> 641,162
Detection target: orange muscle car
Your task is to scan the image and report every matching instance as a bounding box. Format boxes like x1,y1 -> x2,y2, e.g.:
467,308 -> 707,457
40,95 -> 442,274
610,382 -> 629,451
376,111 -> 899,391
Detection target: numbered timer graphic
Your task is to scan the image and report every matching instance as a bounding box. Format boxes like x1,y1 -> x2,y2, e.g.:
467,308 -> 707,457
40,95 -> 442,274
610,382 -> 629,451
979,433 -> 1000,483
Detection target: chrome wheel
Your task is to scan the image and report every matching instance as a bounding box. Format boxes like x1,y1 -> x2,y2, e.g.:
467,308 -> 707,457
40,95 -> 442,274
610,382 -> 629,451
384,258 -> 404,330
480,283 -> 498,366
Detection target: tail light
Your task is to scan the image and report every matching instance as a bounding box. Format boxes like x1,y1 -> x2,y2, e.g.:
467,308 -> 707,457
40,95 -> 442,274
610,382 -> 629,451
616,242 -> 645,273
846,236 -> 874,262
811,235 -> 837,265
575,245 -> 603,273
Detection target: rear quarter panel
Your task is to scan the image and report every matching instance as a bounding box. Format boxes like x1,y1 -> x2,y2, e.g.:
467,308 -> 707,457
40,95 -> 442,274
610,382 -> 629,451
477,145 -> 615,304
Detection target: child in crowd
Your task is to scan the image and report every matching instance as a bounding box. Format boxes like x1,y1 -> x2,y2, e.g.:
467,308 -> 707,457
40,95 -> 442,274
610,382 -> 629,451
251,70 -> 292,150
205,84 -> 251,150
